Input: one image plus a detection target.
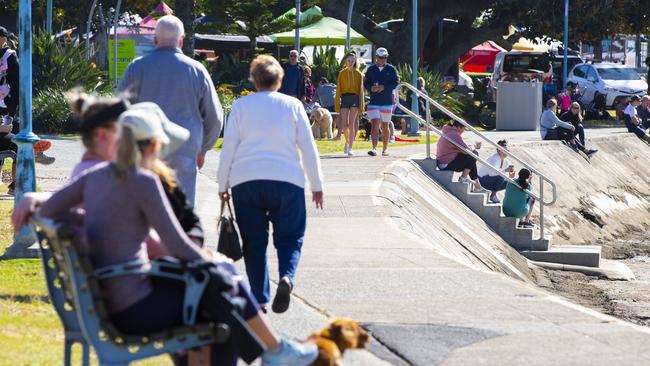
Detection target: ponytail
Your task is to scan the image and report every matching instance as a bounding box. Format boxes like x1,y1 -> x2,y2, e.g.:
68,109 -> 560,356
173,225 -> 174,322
114,126 -> 140,182
150,159 -> 177,190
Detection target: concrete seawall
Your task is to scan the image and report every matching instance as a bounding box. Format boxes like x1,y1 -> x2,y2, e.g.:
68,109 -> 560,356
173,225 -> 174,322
508,133 -> 650,250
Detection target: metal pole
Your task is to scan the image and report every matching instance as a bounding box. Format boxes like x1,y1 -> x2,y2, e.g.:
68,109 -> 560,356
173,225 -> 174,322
46,0 -> 52,34
346,0 -> 355,51
86,0 -> 98,58
562,0 -> 568,89
425,100 -> 431,159
7,0 -> 40,258
295,0 -> 301,52
408,0 -> 419,136
113,0 -> 122,87
539,176 -> 544,240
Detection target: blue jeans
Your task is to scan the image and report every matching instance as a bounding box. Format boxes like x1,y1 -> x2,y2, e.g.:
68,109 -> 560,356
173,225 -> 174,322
574,124 -> 586,146
478,175 -> 507,192
232,180 -> 306,304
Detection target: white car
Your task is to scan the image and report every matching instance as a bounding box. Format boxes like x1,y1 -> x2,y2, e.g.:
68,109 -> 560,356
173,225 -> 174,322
568,63 -> 647,107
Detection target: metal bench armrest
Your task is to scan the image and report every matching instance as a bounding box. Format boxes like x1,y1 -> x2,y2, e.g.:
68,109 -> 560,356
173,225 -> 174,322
93,258 -> 210,326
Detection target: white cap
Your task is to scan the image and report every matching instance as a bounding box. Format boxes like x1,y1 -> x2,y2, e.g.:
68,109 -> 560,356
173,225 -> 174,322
376,47 -> 389,57
119,103 -> 190,158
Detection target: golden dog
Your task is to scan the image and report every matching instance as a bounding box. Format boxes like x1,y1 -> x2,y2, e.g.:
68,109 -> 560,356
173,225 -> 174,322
310,107 -> 333,139
308,318 -> 370,366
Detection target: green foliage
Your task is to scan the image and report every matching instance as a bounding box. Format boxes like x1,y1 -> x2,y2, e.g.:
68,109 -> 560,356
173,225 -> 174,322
395,63 -> 464,124
209,53 -> 252,89
31,30 -> 111,95
27,30 -> 112,133
309,47 -> 342,85
202,0 -> 295,49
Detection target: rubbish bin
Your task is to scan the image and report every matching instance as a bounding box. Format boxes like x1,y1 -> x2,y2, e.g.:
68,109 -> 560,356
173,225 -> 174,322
496,80 -> 543,131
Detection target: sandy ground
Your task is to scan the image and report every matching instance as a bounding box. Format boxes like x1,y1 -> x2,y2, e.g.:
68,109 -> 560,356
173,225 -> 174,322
536,234 -> 650,328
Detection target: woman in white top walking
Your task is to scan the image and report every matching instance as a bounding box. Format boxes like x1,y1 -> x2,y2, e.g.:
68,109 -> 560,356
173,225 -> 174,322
218,55 -> 324,314
477,140 -> 515,204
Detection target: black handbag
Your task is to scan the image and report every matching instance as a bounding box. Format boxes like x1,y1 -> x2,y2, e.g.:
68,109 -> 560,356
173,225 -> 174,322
217,200 -> 243,261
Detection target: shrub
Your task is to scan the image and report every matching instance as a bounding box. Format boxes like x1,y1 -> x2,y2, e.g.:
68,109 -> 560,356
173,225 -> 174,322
32,87 -> 77,134
309,47 -> 341,84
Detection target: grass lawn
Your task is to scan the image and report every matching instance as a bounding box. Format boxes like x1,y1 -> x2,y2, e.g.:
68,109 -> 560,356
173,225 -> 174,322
0,200 -> 172,365
213,134 -> 436,154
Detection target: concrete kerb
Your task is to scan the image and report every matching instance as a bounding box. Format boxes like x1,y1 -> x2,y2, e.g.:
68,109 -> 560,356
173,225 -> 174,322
529,259 -> 636,281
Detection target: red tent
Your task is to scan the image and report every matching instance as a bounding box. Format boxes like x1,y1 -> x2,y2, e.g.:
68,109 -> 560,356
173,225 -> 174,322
459,41 -> 505,73
139,1 -> 173,30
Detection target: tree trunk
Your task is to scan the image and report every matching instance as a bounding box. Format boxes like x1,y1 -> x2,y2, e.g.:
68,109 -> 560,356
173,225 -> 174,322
175,0 -> 195,56
593,41 -> 603,61
95,4 -> 108,71
636,32 -> 642,68
249,33 -> 258,55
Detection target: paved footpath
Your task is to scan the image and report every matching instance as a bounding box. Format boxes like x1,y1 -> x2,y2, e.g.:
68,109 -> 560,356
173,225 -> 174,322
31,129 -> 650,365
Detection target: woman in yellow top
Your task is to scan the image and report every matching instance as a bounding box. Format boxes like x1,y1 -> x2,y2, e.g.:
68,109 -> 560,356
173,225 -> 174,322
335,52 -> 364,156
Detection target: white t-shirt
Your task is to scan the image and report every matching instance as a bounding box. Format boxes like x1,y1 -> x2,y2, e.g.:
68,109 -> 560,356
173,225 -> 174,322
478,152 -> 511,177
624,104 -> 638,119
217,91 -> 324,193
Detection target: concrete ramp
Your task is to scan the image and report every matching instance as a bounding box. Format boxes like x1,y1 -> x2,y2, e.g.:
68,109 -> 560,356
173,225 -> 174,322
380,160 -> 534,283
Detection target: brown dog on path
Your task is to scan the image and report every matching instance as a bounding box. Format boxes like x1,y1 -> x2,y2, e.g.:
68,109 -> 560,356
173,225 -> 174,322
308,318 -> 370,366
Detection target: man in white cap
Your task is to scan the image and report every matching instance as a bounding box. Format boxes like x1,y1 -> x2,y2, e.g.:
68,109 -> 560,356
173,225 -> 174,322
117,15 -> 223,206
363,47 -> 399,156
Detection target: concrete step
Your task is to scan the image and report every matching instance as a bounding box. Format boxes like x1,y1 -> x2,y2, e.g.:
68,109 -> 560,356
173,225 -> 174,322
473,204 -> 502,225
520,245 -> 601,268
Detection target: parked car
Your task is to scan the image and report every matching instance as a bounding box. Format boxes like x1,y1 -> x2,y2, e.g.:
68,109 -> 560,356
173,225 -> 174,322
488,51 -> 554,99
552,54 -> 584,90
568,63 -> 648,107
478,51 -> 552,130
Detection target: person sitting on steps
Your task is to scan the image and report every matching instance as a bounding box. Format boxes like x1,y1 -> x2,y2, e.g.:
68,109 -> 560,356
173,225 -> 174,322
502,168 -> 536,229
477,139 -> 515,204
559,102 -> 596,152
623,95 -> 650,144
436,120 -> 484,192
540,98 -> 597,157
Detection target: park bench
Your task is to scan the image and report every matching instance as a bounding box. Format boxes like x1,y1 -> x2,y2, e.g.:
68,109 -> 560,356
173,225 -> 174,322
32,214 -> 232,366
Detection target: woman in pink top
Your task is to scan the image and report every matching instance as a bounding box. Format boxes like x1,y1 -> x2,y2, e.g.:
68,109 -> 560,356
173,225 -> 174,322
557,85 -> 572,114
435,120 -> 483,190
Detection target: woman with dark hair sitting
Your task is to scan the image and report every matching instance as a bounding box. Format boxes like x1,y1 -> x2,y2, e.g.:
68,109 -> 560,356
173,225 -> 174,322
436,120 -> 483,191
502,168 -> 536,228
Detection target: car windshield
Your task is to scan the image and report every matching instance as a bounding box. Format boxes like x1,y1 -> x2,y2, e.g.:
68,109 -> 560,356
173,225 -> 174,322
552,58 -> 582,76
502,54 -> 550,73
596,67 -> 641,80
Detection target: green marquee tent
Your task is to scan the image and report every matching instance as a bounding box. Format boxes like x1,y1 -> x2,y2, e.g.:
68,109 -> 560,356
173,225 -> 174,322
270,6 -> 370,46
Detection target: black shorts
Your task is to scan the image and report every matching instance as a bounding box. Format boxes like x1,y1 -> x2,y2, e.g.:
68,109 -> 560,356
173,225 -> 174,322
340,93 -> 359,109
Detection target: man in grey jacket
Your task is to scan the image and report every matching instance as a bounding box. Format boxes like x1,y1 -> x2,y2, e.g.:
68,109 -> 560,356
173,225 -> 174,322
117,15 -> 222,206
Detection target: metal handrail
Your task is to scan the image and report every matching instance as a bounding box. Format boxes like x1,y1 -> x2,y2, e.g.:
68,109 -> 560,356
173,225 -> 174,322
396,82 -> 558,240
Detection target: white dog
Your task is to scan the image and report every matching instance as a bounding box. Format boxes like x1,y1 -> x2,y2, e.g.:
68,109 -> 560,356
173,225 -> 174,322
310,107 -> 333,139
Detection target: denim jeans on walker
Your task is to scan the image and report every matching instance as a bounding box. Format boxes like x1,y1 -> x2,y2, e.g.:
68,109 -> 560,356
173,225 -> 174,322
232,180 -> 306,304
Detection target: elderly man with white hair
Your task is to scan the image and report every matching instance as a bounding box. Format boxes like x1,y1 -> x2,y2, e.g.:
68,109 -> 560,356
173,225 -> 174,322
118,15 -> 223,206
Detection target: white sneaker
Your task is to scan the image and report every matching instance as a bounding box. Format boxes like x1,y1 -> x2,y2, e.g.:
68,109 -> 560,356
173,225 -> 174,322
261,339 -> 318,366
458,176 -> 473,184
344,144 -> 349,154
348,149 -> 354,156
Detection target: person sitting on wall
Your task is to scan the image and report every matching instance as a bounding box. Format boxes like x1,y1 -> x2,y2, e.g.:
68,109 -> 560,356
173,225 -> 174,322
540,98 -> 597,157
623,95 -> 650,144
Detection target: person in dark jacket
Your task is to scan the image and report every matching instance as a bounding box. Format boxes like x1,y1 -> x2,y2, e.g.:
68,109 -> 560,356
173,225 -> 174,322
363,47 -> 399,156
559,101 -> 592,147
637,95 -> 650,129
405,76 -> 428,120
0,26 -> 55,196
279,49 -> 305,100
